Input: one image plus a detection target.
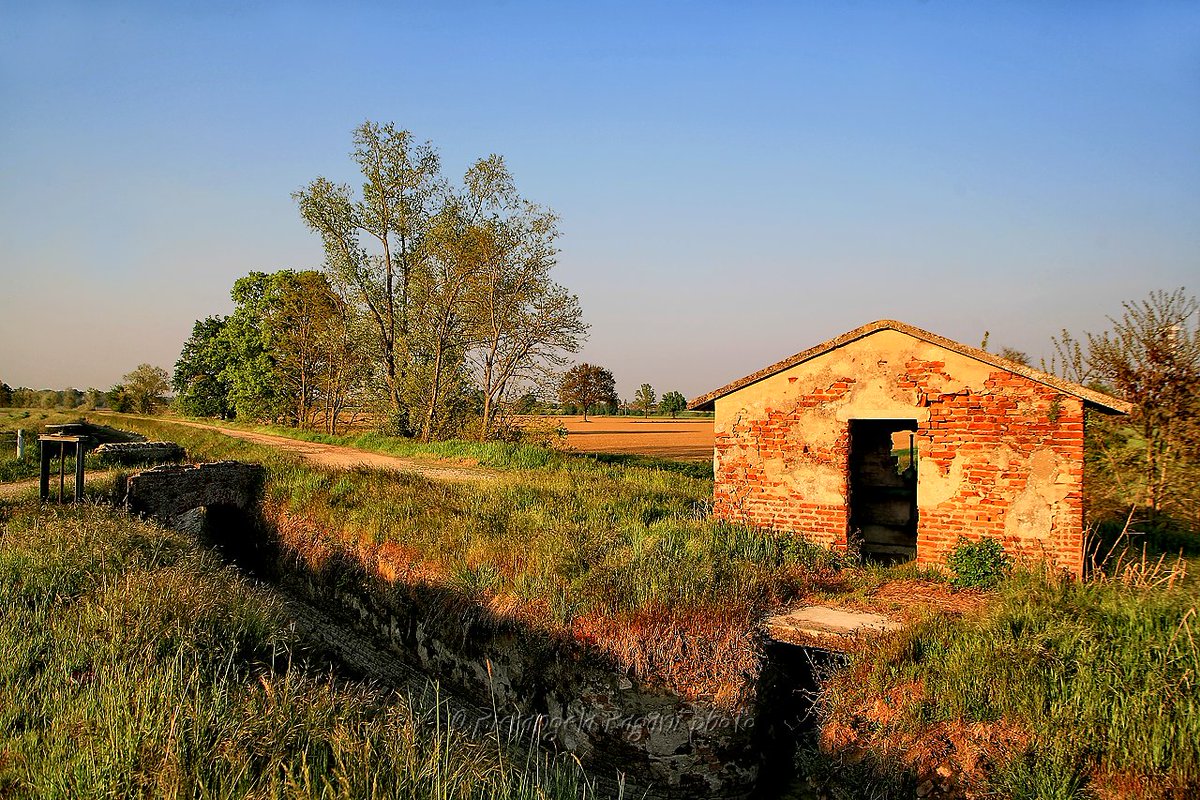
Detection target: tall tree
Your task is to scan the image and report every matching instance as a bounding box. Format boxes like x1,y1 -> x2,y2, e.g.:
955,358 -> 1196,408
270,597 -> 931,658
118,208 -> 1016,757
634,383 -> 656,416
174,316 -> 233,418
294,122 -> 442,429
660,390 -> 687,419
219,273 -> 290,422
316,289 -> 371,435
559,363 -> 616,422
460,156 -> 586,439
1053,288 -> 1200,520
263,271 -> 343,427
410,200 -> 481,441
84,388 -> 105,410
121,364 -> 171,414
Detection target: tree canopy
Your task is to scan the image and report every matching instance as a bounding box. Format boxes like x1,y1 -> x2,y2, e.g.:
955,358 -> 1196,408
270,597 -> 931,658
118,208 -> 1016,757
293,121 -> 585,440
660,391 -> 687,419
172,122 -> 585,440
633,384 -> 656,416
559,364 -> 617,422
117,364 -> 170,414
173,270 -> 366,433
1052,287 -> 1200,524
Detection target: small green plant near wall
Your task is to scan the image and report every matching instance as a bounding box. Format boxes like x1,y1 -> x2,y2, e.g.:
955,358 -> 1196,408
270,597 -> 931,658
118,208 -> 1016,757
946,535 -> 1012,588
1047,396 -> 1062,424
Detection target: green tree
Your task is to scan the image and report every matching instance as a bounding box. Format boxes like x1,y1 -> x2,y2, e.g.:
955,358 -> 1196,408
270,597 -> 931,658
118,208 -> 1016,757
559,363 -> 616,422
262,270 -> 344,427
174,316 -> 233,418
408,198 -> 480,441
295,121 -> 443,429
1053,288 -> 1200,522
315,290 -> 372,434
0,382 -> 11,407
106,385 -> 132,413
660,390 -> 687,419
219,273 -> 290,422
459,156 -> 586,440
633,383 -> 656,416
174,271 -> 370,428
120,364 -> 171,414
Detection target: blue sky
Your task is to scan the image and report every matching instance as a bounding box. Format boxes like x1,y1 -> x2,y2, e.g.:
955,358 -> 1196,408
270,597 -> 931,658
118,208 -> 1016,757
1,1 -> 1197,399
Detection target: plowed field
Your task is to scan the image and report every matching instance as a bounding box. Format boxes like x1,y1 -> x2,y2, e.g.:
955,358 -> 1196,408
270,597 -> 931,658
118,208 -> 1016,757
551,416 -> 714,460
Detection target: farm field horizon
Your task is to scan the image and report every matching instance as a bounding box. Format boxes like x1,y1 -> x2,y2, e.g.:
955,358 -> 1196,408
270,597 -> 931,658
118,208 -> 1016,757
549,415 -> 715,461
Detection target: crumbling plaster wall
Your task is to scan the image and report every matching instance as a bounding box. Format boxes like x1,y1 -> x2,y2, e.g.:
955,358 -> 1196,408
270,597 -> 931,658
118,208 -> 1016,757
712,330 -> 1086,574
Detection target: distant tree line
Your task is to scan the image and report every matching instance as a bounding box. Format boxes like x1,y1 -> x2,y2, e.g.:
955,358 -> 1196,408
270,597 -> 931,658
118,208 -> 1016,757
0,384 -> 102,411
0,364 -> 170,415
554,366 -> 693,420
174,122 -> 587,440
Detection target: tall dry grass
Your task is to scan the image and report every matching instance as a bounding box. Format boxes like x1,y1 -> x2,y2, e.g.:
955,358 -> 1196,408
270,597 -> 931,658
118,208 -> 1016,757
84,414 -> 847,703
0,499 -> 594,799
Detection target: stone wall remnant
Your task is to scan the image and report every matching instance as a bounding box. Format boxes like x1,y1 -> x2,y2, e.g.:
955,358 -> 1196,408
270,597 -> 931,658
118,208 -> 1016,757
94,441 -> 186,465
120,461 -> 265,527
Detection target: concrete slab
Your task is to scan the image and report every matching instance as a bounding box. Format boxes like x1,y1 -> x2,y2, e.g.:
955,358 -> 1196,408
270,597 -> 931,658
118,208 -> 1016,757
767,604 -> 902,646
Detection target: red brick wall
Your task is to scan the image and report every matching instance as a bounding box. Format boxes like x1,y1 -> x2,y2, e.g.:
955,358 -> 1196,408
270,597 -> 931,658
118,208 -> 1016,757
712,359 -> 1087,575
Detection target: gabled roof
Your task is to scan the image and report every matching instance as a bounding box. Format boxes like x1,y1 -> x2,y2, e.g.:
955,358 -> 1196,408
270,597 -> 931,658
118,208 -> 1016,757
688,319 -> 1132,414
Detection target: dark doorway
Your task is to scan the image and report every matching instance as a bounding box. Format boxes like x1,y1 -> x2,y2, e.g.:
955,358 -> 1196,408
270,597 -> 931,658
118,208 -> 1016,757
848,419 -> 918,562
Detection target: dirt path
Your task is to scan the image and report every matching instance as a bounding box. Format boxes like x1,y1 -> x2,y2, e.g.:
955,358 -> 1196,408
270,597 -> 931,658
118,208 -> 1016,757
0,470 -> 121,500
160,419 -> 497,482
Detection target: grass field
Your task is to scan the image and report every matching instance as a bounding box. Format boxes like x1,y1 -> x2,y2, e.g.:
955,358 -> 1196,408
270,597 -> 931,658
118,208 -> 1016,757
80,413 -> 843,704
10,410 -> 1200,796
807,553 -> 1200,799
0,498 -> 591,799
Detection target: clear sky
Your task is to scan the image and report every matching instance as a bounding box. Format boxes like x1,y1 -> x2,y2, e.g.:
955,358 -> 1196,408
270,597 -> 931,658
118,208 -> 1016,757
1,1 -> 1197,400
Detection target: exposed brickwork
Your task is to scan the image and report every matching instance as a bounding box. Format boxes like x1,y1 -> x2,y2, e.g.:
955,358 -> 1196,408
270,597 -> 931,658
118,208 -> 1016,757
711,333 -> 1090,576
909,363 -> 1085,574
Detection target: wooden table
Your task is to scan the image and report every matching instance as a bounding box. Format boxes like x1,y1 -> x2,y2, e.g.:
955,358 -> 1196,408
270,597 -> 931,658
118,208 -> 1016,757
38,434 -> 91,502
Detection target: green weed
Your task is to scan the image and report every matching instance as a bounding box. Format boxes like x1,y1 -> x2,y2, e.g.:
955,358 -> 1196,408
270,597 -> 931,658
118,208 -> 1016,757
946,535 -> 1012,589
816,566 -> 1200,796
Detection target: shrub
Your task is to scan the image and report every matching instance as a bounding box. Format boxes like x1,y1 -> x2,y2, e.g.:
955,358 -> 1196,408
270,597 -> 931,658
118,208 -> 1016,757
946,536 -> 1012,589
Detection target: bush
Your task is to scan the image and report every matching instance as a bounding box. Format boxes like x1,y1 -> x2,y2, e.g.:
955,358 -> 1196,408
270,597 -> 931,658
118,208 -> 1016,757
946,536 -> 1011,588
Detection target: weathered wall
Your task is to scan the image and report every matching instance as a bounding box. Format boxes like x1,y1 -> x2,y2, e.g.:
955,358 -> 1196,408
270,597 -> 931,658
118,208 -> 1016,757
712,329 -> 1086,574
311,580 -> 760,799
94,441 -> 186,465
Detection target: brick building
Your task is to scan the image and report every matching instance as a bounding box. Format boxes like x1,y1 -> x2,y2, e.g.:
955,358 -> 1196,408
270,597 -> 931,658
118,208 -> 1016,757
689,320 -> 1130,576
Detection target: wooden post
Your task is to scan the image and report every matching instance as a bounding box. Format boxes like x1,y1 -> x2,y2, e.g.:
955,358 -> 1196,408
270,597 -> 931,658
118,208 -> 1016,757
74,439 -> 86,501
39,438 -> 51,500
15,429 -> 23,459
58,440 -> 66,502
37,435 -> 88,503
